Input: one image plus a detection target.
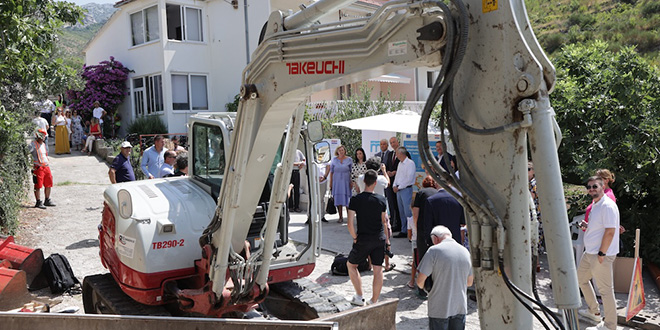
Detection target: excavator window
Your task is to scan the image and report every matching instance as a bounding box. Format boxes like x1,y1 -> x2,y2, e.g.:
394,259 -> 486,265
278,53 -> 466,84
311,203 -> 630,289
192,123 -> 225,192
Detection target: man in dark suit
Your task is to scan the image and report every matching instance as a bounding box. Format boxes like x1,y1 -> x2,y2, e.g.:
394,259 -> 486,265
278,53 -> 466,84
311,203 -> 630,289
374,139 -> 389,164
435,141 -> 455,173
423,187 -> 465,249
385,137 -> 401,232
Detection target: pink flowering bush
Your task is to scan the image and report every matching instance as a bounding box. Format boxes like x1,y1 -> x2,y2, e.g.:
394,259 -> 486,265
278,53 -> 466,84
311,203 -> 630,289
67,57 -> 132,120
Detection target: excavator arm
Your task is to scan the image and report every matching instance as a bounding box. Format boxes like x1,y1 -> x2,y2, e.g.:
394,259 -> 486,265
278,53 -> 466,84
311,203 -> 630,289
182,1 -> 580,328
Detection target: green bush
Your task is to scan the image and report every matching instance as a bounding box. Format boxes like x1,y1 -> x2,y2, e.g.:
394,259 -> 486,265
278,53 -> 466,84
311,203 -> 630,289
0,105 -> 31,234
127,116 -> 167,136
552,41 -> 660,264
316,83 -> 405,153
641,0 -> 660,17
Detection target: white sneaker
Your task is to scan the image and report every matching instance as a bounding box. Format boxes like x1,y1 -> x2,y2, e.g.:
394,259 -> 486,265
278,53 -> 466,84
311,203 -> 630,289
350,294 -> 365,306
578,309 -> 602,323
585,321 -> 613,330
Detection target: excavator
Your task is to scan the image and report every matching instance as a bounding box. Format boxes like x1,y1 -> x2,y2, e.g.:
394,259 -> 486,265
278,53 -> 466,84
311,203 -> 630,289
3,0 -> 583,329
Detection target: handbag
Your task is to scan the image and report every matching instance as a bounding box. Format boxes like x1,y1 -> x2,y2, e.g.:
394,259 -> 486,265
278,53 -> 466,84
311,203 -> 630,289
326,192 -> 337,215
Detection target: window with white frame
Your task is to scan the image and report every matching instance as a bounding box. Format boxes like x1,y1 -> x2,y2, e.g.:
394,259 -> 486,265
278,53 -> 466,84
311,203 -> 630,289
166,4 -> 203,42
130,5 -> 159,46
132,74 -> 163,116
172,74 -> 208,111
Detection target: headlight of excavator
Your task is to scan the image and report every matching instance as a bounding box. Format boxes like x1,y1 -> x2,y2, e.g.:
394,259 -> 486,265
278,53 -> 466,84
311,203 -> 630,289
117,189 -> 133,219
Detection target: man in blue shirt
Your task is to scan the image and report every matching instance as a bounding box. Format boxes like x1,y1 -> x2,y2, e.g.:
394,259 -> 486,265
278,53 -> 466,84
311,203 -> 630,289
141,135 -> 167,179
109,141 -> 135,184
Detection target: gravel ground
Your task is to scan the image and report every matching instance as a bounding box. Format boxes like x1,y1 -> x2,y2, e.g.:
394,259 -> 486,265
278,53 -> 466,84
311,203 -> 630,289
12,140 -> 659,329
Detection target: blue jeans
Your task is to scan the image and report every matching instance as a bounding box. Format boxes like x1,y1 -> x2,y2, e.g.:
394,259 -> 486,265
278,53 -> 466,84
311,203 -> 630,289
429,314 -> 466,330
396,186 -> 413,231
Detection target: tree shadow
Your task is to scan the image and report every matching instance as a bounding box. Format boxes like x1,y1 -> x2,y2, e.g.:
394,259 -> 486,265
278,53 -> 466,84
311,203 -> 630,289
66,238 -> 99,250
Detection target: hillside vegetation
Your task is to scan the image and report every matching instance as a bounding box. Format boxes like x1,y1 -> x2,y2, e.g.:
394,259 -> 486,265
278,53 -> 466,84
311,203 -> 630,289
526,0 -> 660,63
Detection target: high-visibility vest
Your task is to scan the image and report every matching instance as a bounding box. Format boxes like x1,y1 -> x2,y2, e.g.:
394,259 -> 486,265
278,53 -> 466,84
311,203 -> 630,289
31,141 -> 49,167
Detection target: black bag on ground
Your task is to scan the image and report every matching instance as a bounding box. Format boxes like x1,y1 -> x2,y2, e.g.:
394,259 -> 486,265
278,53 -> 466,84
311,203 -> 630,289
42,253 -> 80,294
330,254 -> 370,276
326,196 -> 337,215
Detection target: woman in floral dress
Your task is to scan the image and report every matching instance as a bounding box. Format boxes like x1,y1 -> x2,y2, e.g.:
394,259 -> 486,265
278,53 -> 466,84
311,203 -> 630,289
71,109 -> 84,151
350,147 -> 367,195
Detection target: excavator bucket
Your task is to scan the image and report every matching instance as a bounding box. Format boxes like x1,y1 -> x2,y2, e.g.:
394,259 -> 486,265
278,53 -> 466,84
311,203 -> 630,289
0,236 -> 44,287
0,267 -> 29,310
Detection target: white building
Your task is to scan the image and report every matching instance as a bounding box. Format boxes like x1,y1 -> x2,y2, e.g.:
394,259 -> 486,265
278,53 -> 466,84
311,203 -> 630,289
84,0 -> 437,134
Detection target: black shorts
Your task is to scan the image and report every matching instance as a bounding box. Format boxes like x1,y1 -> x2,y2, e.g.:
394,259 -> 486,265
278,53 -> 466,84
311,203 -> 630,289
348,238 -> 385,267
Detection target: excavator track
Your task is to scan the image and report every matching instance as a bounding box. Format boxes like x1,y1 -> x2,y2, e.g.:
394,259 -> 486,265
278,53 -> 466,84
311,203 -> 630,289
82,273 -> 170,316
264,278 -> 353,320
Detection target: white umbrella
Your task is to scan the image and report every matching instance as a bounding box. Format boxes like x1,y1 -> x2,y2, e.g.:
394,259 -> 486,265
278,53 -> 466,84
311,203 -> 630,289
332,109 -> 442,135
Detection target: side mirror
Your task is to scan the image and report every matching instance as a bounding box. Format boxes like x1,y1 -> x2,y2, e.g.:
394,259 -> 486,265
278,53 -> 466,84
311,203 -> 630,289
307,121 -> 324,143
314,141 -> 330,163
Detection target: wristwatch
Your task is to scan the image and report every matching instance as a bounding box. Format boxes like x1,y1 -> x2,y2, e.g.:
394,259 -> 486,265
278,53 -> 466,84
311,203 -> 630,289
597,251 -> 606,257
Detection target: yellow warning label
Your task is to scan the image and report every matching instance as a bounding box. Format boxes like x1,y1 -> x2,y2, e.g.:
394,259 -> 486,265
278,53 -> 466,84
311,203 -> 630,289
483,0 -> 498,13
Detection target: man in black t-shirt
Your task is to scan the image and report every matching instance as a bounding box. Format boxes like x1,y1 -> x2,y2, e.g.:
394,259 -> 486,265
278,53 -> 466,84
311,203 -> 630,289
347,170 -> 390,306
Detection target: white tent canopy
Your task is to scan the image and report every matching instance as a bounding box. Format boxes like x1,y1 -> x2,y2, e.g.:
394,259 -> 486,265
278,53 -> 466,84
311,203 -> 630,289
332,109 -> 442,135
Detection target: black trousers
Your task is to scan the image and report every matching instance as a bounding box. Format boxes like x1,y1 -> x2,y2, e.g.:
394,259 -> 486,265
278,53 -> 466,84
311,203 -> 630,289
289,170 -> 300,210
40,113 -> 53,137
385,185 -> 400,231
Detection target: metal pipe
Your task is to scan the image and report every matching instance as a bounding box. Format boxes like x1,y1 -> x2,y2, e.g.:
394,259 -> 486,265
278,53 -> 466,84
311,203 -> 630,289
527,91 -> 581,312
243,0 -> 250,64
283,0 -> 357,30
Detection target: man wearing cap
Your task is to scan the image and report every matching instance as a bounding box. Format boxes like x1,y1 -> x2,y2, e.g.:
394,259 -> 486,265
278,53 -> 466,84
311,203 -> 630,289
109,141 -> 136,184
29,128 -> 56,209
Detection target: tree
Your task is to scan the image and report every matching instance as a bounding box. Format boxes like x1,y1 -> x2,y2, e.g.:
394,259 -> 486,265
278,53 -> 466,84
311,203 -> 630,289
0,0 -> 83,233
67,57 -> 132,120
552,41 -> 660,264
315,83 -> 405,153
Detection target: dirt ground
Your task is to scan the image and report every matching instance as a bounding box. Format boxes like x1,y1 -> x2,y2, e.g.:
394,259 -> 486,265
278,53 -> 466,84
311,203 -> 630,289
11,140 -> 659,329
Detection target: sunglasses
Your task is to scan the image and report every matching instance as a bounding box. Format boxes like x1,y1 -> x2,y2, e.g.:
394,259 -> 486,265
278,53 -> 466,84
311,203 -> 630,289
528,168 -> 532,171
586,184 -> 600,190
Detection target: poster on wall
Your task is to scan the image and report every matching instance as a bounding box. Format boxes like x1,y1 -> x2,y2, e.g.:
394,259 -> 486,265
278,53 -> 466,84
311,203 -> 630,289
362,130 -> 395,159
401,134 -> 453,190
323,138 -> 342,158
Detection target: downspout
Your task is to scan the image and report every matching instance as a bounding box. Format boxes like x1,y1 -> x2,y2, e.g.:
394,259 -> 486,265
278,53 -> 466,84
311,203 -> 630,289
243,0 -> 250,64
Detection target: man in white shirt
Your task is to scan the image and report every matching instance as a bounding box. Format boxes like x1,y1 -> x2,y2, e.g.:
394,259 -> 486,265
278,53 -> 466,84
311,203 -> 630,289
92,101 -> 107,135
159,150 -> 177,178
577,176 -> 620,330
392,147 -> 416,238
38,98 -> 55,137
33,111 -> 50,145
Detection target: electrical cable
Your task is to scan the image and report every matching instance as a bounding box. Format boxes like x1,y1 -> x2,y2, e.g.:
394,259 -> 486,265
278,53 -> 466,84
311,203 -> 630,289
532,255 -> 560,329
417,1 -> 568,328
499,258 -> 553,330
500,257 -> 566,330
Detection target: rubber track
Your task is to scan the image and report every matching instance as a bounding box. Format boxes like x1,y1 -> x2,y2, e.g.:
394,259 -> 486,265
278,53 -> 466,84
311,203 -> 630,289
83,273 -> 170,316
269,278 -> 353,318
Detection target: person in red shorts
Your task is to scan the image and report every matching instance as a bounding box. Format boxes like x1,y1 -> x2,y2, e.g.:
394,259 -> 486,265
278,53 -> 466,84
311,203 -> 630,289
29,128 -> 56,209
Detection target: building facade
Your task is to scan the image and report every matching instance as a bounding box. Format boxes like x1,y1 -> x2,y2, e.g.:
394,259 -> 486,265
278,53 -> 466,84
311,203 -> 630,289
85,0 -> 437,134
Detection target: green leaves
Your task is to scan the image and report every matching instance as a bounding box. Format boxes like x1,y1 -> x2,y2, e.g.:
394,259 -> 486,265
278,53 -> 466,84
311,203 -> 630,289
552,41 -> 660,263
315,83 -> 405,153
0,0 -> 84,233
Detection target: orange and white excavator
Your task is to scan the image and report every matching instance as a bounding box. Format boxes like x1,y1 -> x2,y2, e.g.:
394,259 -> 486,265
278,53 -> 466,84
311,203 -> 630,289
79,0 -> 581,329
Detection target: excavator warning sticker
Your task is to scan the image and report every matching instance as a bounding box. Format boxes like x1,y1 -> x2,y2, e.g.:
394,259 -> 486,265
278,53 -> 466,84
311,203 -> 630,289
483,0 -> 498,13
388,41 -> 407,56
117,234 -> 136,259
